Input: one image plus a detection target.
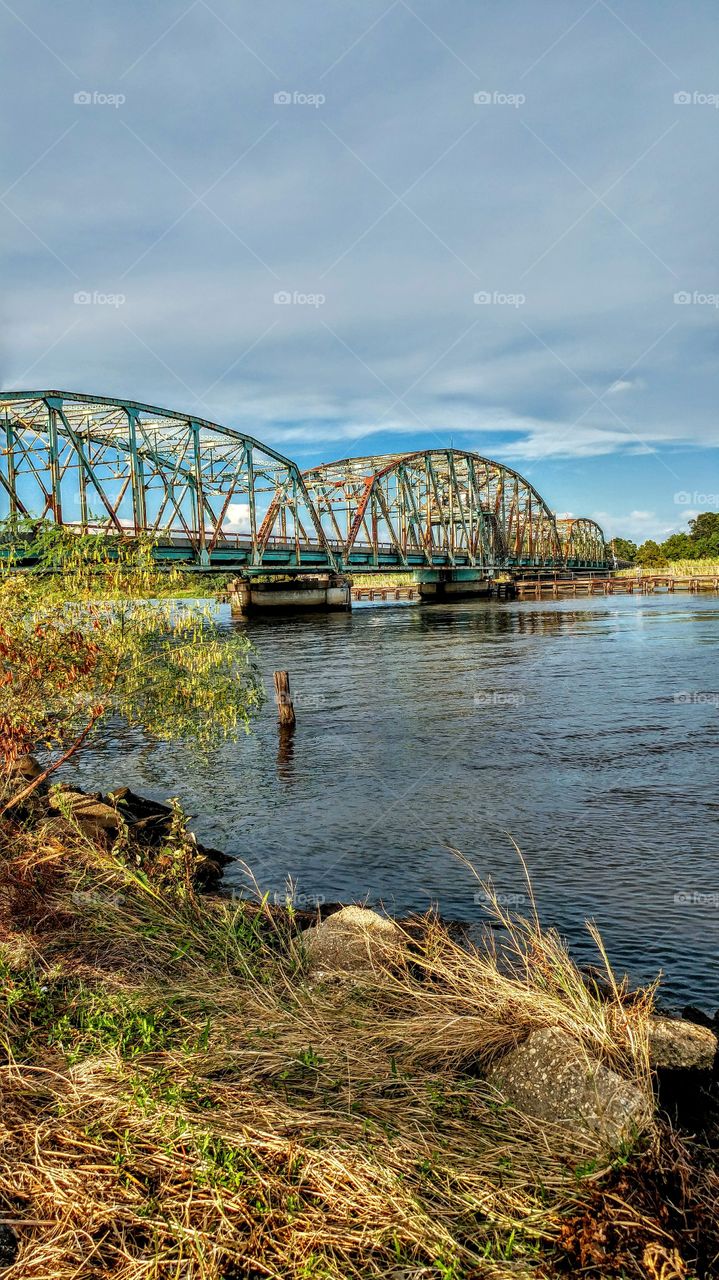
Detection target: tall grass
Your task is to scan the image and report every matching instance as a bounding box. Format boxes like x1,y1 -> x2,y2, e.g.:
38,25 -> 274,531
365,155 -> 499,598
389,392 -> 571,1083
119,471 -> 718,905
616,560 -> 719,577
0,798 -> 715,1279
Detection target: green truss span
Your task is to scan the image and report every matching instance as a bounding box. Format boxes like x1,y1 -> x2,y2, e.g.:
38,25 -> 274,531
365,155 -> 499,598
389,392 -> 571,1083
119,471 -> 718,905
0,390 -> 609,574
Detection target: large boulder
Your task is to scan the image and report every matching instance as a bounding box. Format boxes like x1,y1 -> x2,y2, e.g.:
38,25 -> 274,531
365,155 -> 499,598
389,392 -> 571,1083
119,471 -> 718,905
486,1025 -> 653,1150
301,905 -> 405,977
648,1017 -> 717,1073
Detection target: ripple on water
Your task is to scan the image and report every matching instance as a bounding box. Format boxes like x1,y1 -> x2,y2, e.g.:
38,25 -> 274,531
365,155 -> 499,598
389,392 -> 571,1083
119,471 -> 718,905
71,593 -> 719,1011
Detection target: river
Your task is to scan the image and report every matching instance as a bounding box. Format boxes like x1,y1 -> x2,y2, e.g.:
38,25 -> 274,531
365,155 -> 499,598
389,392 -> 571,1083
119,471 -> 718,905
73,592 -> 719,1012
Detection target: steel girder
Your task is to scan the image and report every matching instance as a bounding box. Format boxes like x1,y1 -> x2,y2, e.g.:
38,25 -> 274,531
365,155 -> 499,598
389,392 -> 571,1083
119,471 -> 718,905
0,393 -> 609,573
556,517 -> 608,567
0,391 -> 335,569
291,449 -> 566,568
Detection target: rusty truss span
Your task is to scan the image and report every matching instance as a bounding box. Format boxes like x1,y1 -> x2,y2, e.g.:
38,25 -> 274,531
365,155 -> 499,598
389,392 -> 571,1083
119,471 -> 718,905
0,391 -> 609,573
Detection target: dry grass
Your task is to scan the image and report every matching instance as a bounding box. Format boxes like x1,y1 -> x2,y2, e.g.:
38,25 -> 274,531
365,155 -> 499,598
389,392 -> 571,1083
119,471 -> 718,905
616,560 -> 719,578
0,797 -> 716,1280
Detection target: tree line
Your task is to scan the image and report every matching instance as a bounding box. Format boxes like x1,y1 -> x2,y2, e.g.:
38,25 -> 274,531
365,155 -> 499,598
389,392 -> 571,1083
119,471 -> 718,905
609,512 -> 719,567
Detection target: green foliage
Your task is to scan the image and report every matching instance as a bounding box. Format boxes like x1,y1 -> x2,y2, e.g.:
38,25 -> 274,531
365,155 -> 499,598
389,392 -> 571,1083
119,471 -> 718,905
0,523 -> 263,779
609,537 -> 637,563
635,538 -> 668,567
632,512 -> 719,567
0,959 -> 211,1064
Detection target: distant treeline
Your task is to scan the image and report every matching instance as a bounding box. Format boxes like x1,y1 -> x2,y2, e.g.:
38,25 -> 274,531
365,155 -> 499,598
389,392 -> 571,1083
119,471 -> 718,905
610,511 -> 719,567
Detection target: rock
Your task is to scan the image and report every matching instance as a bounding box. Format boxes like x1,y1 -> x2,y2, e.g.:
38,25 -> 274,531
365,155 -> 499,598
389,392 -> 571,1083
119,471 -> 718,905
11,754 -> 44,781
301,905 -> 405,977
48,784 -> 230,890
486,1026 -> 653,1150
682,1004 -> 715,1031
648,1017 -> 717,1073
50,788 -> 120,832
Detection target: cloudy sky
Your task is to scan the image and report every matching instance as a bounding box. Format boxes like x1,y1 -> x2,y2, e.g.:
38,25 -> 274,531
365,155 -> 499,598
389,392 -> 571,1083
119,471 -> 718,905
1,0 -> 717,540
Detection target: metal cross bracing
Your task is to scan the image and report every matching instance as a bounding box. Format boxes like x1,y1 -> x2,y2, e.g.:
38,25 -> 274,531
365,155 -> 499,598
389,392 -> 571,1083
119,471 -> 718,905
556,517 -> 608,571
292,449 -> 578,571
0,391 -> 334,571
0,392 -> 610,574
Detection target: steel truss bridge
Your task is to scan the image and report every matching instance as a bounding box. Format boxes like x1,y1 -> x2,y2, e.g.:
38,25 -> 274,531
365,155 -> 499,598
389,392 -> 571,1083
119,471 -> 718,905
0,391 -> 610,575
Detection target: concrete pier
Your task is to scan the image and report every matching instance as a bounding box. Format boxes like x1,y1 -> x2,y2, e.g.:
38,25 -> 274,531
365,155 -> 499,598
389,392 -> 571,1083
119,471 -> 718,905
417,573 -> 493,602
228,574 -> 351,616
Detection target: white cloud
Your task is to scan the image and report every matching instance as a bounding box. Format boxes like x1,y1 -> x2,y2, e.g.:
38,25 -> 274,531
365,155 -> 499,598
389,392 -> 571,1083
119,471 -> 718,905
223,503 -> 251,533
605,378 -> 646,395
590,509 -> 682,542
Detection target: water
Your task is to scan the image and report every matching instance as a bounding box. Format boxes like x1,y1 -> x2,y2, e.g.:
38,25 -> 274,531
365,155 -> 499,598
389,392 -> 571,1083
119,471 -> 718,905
73,593 -> 719,1012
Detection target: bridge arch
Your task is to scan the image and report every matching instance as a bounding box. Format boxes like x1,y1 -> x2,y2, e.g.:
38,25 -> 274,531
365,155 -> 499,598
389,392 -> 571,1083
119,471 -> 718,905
294,448 -> 564,569
556,517 -> 608,568
0,390 -> 333,567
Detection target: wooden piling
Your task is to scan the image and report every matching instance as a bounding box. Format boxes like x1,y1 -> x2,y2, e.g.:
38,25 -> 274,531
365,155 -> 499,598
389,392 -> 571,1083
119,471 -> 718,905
273,671 -> 296,729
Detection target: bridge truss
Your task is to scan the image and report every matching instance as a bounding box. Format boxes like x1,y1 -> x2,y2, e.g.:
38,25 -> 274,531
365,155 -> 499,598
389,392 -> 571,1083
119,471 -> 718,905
556,517 -> 608,570
0,391 -> 334,570
0,391 -> 609,574
294,449 -> 566,570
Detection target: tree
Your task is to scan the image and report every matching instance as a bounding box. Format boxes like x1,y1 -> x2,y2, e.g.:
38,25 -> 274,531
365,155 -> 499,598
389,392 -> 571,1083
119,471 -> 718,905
661,532 -> 694,560
685,511 -> 719,559
635,539 -> 668,568
609,537 -> 637,563
0,524 -> 264,809
688,511 -> 719,543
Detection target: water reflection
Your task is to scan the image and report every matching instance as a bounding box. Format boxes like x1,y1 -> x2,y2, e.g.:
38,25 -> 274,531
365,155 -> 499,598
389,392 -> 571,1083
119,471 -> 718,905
276,726 -> 296,783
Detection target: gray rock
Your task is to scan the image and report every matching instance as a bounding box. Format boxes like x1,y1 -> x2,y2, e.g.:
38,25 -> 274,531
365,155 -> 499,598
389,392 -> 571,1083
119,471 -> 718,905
486,1025 -> 653,1150
648,1017 -> 717,1072
50,788 -> 120,832
301,905 -> 405,977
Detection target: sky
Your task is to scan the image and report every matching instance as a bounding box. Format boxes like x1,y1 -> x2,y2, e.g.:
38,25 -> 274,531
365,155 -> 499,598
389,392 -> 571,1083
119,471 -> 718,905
1,0 -> 717,542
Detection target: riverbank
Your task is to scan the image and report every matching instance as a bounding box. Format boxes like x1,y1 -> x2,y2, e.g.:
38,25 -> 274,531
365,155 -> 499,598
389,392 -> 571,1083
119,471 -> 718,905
1,772 -> 717,1279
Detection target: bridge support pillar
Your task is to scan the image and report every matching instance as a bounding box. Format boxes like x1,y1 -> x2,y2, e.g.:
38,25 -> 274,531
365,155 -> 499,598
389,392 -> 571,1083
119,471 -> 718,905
228,576 -> 252,617
230,574 -> 352,616
415,571 -> 493,603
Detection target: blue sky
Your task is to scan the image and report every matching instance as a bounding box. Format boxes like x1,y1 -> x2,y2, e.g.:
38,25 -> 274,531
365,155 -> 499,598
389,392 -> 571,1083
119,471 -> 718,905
1,0 -> 717,542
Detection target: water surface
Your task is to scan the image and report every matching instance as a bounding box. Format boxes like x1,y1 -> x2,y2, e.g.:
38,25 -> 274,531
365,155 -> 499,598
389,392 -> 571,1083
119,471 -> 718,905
73,593 -> 719,1011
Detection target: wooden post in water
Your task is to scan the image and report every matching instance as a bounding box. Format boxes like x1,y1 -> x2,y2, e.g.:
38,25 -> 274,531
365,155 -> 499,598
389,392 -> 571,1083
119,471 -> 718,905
273,671 -> 296,729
